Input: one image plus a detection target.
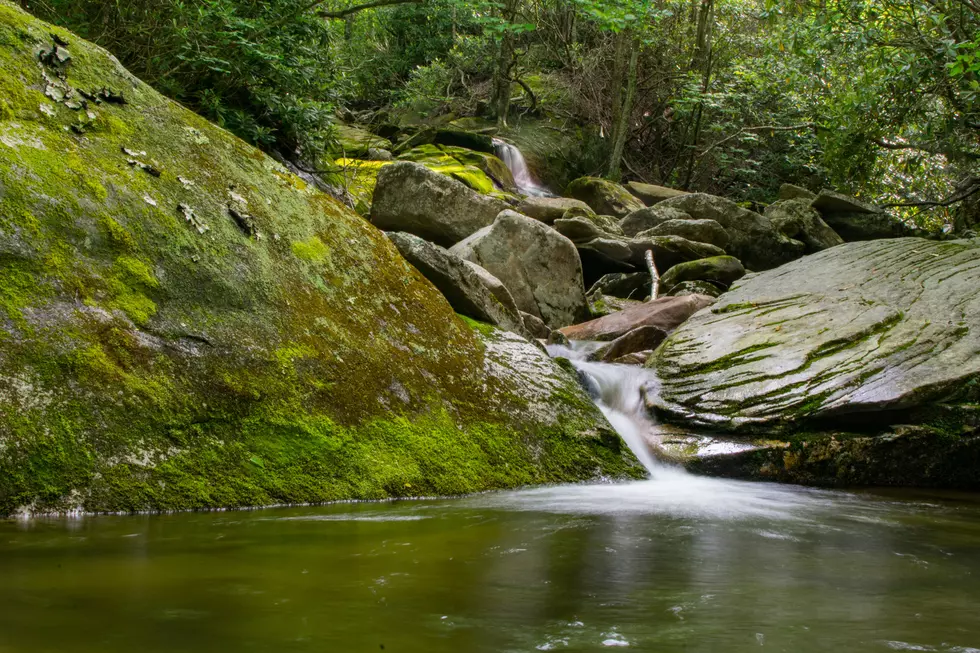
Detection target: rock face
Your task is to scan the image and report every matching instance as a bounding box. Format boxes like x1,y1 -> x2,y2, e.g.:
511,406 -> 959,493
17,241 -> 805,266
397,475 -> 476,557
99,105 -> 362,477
646,219 -> 730,249
649,238 -> 980,434
386,232 -> 524,334
517,197 -> 594,224
588,272 -> 650,300
0,5 -> 643,516
370,161 -> 507,246
811,191 -> 912,242
764,199 -> 844,253
450,211 -> 591,328
657,193 -> 804,270
626,181 -> 689,206
560,295 -> 715,341
777,184 -> 816,201
565,177 -> 645,218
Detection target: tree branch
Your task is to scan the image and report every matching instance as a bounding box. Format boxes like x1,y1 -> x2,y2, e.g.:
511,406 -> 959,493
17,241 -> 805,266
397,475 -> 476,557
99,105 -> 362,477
873,138 -> 980,161
698,123 -> 816,160
880,180 -> 980,208
317,0 -> 424,19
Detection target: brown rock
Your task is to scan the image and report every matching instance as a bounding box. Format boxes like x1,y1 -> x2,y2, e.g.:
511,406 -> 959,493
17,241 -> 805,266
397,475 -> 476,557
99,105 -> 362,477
593,326 -> 668,362
560,294 -> 715,341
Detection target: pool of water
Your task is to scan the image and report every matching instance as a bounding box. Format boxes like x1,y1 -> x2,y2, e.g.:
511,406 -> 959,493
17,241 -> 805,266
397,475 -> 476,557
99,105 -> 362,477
2,474 -> 980,652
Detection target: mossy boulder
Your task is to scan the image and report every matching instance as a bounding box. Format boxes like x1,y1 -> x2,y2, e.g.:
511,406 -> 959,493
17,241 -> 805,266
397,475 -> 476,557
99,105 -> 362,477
516,196 -> 594,225
645,218 -> 730,250
398,144 -> 516,195
565,177 -> 645,219
649,238 -> 980,438
659,256 -> 746,293
332,124 -> 393,158
0,3 -> 643,515
764,198 -> 844,253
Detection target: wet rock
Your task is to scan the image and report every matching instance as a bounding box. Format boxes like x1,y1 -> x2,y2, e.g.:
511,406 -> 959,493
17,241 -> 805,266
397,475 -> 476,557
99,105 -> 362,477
387,232 -> 525,334
648,238 -> 980,434
588,272 -> 651,300
592,326 -> 668,362
450,210 -> 590,328
371,161 -> 507,247
626,181 -> 689,206
656,193 -> 805,270
765,199 -> 844,253
659,256 -> 746,293
620,206 -> 692,237
560,294 -> 715,341
517,197 -> 594,225
565,177 -> 645,218
646,218 -> 729,250
612,350 -> 655,366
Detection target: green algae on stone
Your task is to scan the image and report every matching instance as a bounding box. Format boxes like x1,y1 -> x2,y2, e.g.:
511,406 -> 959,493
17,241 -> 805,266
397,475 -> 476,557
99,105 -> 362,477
0,2 -> 641,516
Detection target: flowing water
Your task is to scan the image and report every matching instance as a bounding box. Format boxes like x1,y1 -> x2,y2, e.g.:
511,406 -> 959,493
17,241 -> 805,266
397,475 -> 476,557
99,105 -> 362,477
494,139 -> 553,197
4,357 -> 980,652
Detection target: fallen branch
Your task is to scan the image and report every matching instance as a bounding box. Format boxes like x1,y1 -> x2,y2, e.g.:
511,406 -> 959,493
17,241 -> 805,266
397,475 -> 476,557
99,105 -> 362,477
645,249 -> 660,300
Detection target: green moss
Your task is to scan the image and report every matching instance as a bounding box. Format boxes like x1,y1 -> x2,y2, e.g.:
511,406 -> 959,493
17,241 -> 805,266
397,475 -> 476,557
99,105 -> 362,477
291,236 -> 331,263
457,314 -> 497,337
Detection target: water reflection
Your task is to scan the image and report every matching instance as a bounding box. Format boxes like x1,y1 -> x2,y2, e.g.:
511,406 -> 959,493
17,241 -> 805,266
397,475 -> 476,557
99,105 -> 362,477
1,483 -> 979,652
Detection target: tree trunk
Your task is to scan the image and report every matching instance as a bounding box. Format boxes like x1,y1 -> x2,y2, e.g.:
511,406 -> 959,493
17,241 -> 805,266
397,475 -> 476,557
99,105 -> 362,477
609,30 -> 629,140
607,36 -> 640,179
494,0 -> 520,127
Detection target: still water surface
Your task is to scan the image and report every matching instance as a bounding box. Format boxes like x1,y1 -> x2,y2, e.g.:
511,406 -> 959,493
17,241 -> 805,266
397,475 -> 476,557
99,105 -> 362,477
2,475 -> 980,652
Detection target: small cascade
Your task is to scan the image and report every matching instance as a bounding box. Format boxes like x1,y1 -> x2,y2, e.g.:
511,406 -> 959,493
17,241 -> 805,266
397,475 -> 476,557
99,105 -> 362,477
493,138 -> 552,197
546,344 -> 665,476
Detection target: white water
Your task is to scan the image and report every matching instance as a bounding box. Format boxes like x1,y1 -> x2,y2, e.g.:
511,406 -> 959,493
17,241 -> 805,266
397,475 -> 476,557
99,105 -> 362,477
494,138 -> 553,197
546,343 -> 663,476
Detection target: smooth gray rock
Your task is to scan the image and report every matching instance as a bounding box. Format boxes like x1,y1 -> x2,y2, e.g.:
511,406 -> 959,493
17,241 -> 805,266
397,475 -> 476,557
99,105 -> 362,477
450,210 -> 591,329
660,256 -> 745,292
626,181 -> 689,206
647,218 -> 730,250
778,184 -> 816,201
520,311 -> 552,339
553,216 -> 607,244
566,177 -> 645,218
620,206 -> 692,237
371,162 -> 507,247
810,190 -> 912,241
517,197 -> 594,224
657,193 -> 804,270
463,260 -> 522,319
811,189 -> 879,214
649,238 -> 980,434
387,232 -> 525,334
765,199 -> 844,253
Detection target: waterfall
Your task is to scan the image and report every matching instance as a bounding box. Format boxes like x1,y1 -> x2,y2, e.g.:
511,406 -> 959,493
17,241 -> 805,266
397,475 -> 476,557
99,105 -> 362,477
546,344 -> 665,476
493,138 -> 552,197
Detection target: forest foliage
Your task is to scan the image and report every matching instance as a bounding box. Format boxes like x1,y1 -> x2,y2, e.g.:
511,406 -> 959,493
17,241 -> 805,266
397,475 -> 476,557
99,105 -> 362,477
23,0 -> 980,227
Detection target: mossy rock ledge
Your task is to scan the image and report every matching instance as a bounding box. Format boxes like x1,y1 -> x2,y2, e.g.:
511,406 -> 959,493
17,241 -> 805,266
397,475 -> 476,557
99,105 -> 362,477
0,3 -> 643,516
648,238 -> 980,488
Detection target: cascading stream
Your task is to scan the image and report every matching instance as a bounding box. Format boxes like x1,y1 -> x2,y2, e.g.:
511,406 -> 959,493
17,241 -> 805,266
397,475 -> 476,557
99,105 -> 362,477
546,343 -> 666,476
493,138 -> 553,197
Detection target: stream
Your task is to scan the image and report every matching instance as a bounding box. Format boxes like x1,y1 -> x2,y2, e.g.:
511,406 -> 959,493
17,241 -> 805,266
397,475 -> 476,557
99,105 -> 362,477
3,352 -> 980,652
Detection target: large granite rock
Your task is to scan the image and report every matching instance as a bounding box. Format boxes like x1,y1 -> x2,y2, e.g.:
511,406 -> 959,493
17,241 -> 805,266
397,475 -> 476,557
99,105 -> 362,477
765,199 -> 844,253
620,206 -> 692,237
628,234 -> 726,270
626,181 -> 689,206
588,272 -> 651,300
566,177 -> 645,218
656,193 -> 805,270
371,161 -> 508,247
386,232 -> 524,334
517,197 -> 594,224
450,211 -> 591,328
560,295 -> 715,341
811,190 -> 913,242
649,238 -> 980,435
0,4 -> 643,516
